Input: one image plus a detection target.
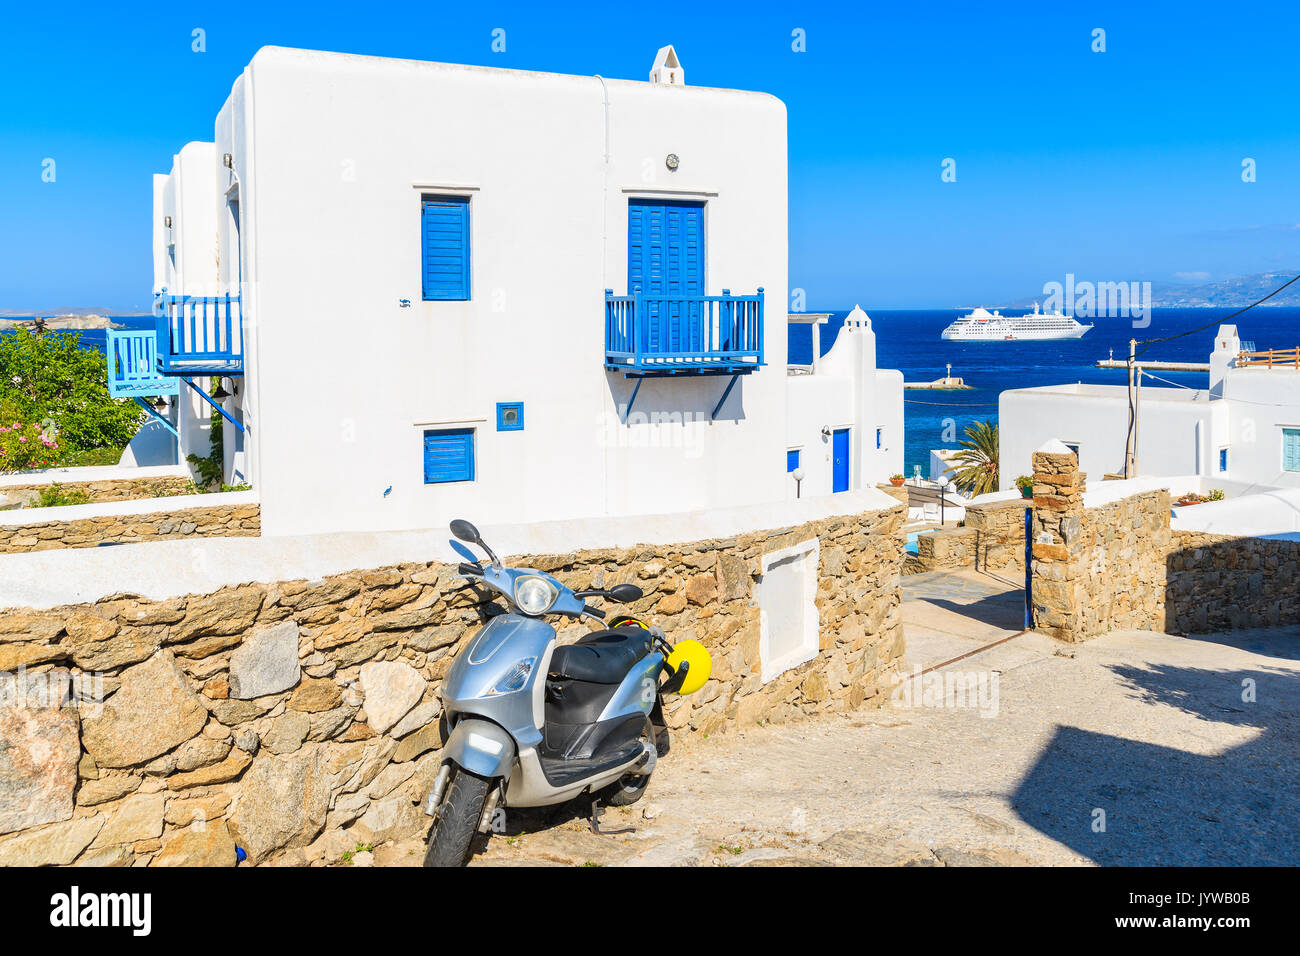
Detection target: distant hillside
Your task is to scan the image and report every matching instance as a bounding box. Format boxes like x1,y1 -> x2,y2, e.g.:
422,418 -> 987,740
0,306 -> 151,317
1005,271 -> 1300,310
1147,272 -> 1300,308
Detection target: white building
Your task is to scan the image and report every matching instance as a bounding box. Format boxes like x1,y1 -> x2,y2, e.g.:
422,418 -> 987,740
1000,324 -> 1300,492
118,46 -> 903,536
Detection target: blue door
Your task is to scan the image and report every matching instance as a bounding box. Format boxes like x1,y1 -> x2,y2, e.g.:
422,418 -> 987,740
832,428 -> 850,492
628,200 -> 704,354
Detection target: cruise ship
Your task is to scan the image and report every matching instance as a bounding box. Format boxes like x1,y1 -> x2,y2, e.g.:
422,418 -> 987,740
941,303 -> 1093,341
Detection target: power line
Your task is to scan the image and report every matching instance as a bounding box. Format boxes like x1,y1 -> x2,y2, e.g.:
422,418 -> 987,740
1133,273 -> 1300,359
904,399 -> 998,407
1126,271 -> 1299,475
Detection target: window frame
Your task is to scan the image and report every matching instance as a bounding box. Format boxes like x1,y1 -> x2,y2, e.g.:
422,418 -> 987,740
496,402 -> 524,432
420,194 -> 472,302
422,427 -> 476,484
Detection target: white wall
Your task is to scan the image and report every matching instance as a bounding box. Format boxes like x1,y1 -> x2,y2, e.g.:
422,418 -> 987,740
999,384 -> 1220,490
785,309 -> 904,498
212,47 -> 789,536
1223,366 -> 1300,490
155,142 -> 221,470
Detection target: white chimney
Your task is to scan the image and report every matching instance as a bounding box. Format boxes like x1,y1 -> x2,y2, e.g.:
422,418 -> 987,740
649,45 -> 685,86
1209,323 -> 1240,398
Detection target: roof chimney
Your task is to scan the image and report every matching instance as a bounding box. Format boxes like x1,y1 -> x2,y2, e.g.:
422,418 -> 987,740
649,45 -> 685,86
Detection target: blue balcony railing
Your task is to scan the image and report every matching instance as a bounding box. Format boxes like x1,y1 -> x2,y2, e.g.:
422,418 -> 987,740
154,291 -> 244,376
605,288 -> 765,376
106,330 -> 181,399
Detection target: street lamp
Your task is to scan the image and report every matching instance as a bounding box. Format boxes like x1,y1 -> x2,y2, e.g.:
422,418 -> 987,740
792,467 -> 805,499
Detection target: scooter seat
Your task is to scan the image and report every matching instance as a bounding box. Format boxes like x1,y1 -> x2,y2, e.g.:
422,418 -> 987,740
549,627 -> 653,685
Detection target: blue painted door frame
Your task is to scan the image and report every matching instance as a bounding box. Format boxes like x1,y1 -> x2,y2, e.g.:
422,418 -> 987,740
832,428 -> 850,493
628,199 -> 704,352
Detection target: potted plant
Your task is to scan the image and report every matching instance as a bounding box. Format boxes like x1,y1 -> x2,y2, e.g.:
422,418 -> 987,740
889,473 -> 906,487
1206,488 -> 1225,501
1176,492 -> 1206,507
1015,475 -> 1034,499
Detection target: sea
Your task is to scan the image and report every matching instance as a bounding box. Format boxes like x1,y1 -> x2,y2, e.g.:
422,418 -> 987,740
790,307 -> 1300,475
6,309 -> 1298,477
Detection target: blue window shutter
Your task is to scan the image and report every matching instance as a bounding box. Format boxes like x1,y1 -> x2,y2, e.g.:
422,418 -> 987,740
787,449 -> 800,472
1284,429 -> 1300,472
423,428 -> 474,483
422,196 -> 470,301
628,200 -> 704,353
1219,447 -> 1229,473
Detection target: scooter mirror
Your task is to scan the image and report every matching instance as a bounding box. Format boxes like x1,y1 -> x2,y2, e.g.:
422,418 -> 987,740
606,583 -> 644,603
449,540 -> 479,564
449,519 -> 481,544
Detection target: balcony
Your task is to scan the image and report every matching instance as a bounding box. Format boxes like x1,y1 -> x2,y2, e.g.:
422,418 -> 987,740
106,330 -> 180,399
154,292 -> 244,376
604,289 -> 764,377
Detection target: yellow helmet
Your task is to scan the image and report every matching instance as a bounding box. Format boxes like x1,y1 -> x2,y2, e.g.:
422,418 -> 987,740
665,640 -> 711,695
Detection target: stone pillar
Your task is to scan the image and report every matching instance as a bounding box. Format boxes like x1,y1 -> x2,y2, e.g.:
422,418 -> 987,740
1029,450 -> 1086,641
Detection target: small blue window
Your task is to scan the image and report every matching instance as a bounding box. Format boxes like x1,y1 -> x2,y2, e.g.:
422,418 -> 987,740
1284,428 -> 1300,473
1219,447 -> 1229,473
421,196 -> 470,301
424,428 -> 474,483
876,427 -> 884,450
786,449 -> 800,472
497,402 -> 524,432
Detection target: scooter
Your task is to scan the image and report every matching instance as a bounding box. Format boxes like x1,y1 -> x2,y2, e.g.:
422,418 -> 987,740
422,519 -> 707,867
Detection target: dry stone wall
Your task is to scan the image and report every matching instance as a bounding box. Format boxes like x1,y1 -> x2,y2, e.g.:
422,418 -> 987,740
1028,451 -> 1294,641
1,475 -> 194,507
1167,531 -> 1300,633
0,503 -> 259,553
0,504 -> 905,866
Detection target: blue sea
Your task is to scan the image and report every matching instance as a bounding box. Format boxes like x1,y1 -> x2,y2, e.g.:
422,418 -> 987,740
790,307 -> 1300,475
7,309 -> 1298,478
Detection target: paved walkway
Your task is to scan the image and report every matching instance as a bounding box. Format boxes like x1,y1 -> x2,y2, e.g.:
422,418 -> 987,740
374,569 -> 1300,867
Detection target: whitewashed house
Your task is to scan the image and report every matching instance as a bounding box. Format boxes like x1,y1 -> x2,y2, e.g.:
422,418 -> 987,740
113,45 -> 903,536
1000,324 -> 1300,492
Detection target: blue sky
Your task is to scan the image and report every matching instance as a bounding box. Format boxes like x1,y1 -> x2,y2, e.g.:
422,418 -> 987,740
2,0 -> 1298,311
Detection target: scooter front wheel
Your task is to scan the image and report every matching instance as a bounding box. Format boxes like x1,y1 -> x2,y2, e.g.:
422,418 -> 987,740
423,767 -> 492,867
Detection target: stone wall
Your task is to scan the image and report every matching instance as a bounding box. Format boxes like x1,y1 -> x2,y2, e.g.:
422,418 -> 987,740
1029,451 -> 1170,642
1167,531 -> 1300,633
0,503 -> 260,554
964,498 -> 1029,570
1,475 -> 194,508
1027,452 -> 1297,640
909,499 -> 1026,574
914,527 -> 976,571
0,505 -> 905,866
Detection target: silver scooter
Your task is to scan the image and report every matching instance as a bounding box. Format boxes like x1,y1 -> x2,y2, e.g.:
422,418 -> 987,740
423,519 -> 692,867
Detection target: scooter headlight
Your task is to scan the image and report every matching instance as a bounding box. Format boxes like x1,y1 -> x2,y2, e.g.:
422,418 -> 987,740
513,575 -> 559,615
490,656 -> 536,695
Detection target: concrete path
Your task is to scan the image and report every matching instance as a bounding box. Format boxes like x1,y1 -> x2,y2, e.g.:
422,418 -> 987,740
374,569 -> 1300,867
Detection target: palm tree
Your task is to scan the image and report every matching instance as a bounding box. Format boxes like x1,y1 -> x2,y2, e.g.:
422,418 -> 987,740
947,420 -> 999,497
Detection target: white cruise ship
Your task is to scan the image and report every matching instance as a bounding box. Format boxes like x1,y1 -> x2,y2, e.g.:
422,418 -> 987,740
941,303 -> 1093,341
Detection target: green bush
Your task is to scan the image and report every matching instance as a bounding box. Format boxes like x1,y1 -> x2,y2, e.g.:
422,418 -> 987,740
0,329 -> 143,453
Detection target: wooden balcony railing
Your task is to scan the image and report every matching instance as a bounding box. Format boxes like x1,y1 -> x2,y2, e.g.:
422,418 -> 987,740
604,288 -> 764,376
106,330 -> 180,399
154,291 -> 244,376
1237,347 -> 1300,368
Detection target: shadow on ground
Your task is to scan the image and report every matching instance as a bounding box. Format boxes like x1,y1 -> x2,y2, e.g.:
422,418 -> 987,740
1012,659 -> 1299,865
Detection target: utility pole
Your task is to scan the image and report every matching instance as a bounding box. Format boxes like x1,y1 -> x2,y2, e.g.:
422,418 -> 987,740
1134,365 -> 1143,476
1125,337 -> 1137,478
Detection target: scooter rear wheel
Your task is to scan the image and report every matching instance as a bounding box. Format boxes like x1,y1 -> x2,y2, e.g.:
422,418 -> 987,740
423,767 -> 492,867
601,770 -> 651,807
